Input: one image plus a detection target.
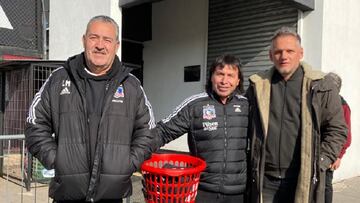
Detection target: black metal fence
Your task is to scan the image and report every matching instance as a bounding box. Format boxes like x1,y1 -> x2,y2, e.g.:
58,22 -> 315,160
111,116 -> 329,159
0,61 -> 62,182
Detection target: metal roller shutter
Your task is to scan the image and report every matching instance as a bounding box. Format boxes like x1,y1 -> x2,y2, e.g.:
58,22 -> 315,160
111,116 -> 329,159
207,0 -> 299,88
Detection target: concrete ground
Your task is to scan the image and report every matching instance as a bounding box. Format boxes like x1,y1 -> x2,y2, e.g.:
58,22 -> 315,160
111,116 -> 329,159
333,176 -> 360,202
1,174 -> 359,203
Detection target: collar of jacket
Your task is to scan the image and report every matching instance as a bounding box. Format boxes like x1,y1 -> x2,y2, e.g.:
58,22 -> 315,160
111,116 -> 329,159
248,61 -> 324,136
63,52 -> 132,96
249,61 -> 326,203
208,89 -> 242,104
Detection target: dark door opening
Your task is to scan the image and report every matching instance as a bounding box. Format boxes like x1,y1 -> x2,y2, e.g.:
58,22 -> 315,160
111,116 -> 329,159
121,3 -> 152,85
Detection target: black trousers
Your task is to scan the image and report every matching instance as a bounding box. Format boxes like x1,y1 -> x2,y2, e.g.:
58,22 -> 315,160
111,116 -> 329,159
325,169 -> 334,203
262,175 -> 297,203
195,189 -> 245,203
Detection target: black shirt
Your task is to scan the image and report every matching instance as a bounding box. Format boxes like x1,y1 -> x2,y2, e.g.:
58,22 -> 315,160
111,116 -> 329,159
265,66 -> 303,179
77,64 -> 118,167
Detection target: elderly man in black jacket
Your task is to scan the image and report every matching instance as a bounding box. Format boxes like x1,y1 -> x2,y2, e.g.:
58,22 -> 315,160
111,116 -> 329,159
153,54 -> 249,203
25,15 -> 155,203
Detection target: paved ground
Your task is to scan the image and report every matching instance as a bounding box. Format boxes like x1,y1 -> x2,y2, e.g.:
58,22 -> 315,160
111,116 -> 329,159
1,174 -> 359,203
0,176 -> 50,203
333,176 -> 360,202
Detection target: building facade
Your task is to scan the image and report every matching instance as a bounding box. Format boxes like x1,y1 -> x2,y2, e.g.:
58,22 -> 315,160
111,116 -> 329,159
49,0 -> 360,181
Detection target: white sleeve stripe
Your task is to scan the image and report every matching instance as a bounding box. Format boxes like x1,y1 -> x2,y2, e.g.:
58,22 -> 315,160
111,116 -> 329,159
236,95 -> 248,100
27,67 -> 64,125
139,86 -> 156,129
162,92 -> 208,123
129,73 -> 156,129
27,97 -> 41,124
129,73 -> 140,83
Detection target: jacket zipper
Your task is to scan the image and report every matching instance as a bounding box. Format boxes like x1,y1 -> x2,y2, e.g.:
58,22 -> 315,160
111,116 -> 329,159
87,73 -> 130,201
311,85 -> 319,184
89,81 -> 114,201
221,104 -> 228,193
277,81 -> 287,178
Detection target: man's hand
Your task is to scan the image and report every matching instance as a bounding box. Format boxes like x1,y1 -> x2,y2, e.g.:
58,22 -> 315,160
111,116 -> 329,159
330,158 -> 342,170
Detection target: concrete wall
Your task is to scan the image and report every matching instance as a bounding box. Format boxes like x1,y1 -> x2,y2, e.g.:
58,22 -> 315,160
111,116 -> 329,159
49,0 -> 359,180
321,0 -> 360,181
49,0 -> 122,60
143,0 -> 208,151
302,0 -> 360,181
299,0 -> 324,69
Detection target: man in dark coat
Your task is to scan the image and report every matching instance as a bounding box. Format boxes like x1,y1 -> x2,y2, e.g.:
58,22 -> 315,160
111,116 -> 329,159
247,27 -> 347,203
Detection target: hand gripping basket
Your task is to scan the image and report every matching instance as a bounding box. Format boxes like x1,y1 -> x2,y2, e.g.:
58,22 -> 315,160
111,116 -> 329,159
141,153 -> 206,203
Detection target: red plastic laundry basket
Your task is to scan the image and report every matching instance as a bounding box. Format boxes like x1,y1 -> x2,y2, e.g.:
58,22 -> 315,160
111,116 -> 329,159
141,153 -> 206,203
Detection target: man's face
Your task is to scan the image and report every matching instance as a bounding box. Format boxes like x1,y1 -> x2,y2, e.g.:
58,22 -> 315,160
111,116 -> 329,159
269,35 -> 303,78
83,20 -> 119,72
211,65 -> 240,103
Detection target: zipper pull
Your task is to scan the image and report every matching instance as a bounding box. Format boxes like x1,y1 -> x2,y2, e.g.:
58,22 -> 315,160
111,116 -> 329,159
312,175 -> 318,184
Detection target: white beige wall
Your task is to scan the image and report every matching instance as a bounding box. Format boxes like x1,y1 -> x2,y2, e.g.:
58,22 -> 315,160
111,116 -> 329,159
299,1 -> 324,69
301,0 -> 360,181
49,0 -> 122,60
143,0 -> 208,151
321,0 -> 360,181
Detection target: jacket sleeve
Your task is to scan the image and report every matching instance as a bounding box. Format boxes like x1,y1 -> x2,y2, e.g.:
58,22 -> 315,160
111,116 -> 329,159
25,76 -> 57,170
319,82 -> 348,171
152,98 -> 192,150
130,85 -> 156,171
338,101 -> 351,159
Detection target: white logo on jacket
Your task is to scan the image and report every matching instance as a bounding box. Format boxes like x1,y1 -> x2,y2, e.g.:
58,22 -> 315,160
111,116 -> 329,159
203,104 -> 216,120
60,87 -> 70,95
203,122 -> 218,131
233,104 -> 242,112
62,80 -> 71,87
60,80 -> 71,95
112,84 -> 124,103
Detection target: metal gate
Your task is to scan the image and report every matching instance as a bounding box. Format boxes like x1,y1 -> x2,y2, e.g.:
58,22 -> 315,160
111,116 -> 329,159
207,0 -> 299,87
2,63 -> 58,160
0,61 -> 63,203
0,61 -> 62,186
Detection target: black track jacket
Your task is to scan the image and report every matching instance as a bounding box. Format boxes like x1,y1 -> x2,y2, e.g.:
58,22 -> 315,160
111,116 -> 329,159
25,53 -> 155,202
153,91 -> 249,195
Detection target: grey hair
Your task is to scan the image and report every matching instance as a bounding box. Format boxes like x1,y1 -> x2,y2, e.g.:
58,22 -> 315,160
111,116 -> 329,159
270,26 -> 301,50
85,15 -> 119,41
327,72 -> 342,91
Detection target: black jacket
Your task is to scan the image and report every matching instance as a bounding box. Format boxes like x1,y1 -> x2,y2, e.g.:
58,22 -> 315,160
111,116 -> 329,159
25,53 -> 155,202
154,91 -> 249,195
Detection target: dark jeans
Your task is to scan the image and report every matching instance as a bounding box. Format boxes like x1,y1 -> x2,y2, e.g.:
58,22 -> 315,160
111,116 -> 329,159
262,175 -> 297,203
325,169 -> 334,203
196,189 -> 245,203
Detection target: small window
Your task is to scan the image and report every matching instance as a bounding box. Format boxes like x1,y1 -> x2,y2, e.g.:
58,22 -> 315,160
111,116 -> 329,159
184,65 -> 201,82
